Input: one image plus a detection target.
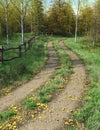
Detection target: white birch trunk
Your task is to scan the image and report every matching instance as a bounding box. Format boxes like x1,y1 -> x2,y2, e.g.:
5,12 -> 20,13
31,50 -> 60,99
21,0 -> 24,44
75,0 -> 80,43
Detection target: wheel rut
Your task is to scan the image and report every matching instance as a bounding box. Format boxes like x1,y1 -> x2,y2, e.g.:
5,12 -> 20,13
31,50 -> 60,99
19,41 -> 86,130
0,42 -> 59,112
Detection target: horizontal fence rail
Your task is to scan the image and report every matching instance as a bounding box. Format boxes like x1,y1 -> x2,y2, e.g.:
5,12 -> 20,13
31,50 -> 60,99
0,36 -> 36,63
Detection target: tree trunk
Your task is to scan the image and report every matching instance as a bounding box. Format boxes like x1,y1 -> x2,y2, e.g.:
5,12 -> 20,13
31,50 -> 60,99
93,3 -> 97,46
6,0 -> 9,44
75,11 -> 78,43
0,22 -> 1,35
75,0 -> 80,43
21,0 -> 24,44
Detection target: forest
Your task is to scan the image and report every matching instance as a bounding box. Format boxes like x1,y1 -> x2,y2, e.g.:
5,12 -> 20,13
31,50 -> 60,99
0,0 -> 100,44
0,0 -> 100,130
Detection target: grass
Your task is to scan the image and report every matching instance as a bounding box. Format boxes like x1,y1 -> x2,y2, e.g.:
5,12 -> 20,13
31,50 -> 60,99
0,33 -> 32,47
39,96 -> 51,103
0,33 -> 49,95
0,110 -> 16,121
64,37 -> 100,130
22,97 -> 37,109
66,126 -> 78,130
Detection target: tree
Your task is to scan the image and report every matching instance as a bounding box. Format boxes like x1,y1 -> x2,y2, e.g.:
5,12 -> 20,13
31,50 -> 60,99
93,0 -> 100,45
52,0 -> 65,8
78,7 -> 94,36
31,0 -> 44,35
78,0 -> 100,45
46,1 -> 75,36
73,0 -> 81,43
0,0 -> 10,44
21,0 -> 24,44
20,0 -> 30,44
10,0 -> 30,44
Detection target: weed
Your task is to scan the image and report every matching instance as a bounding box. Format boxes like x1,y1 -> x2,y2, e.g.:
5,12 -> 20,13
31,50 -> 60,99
39,96 -> 51,103
0,110 -> 16,121
22,98 -> 37,110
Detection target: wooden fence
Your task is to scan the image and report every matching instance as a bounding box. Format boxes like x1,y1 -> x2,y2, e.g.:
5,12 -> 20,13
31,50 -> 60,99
0,36 -> 35,63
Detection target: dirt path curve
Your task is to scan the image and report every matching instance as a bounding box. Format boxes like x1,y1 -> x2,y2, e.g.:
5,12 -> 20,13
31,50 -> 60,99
0,42 -> 59,112
19,41 -> 86,130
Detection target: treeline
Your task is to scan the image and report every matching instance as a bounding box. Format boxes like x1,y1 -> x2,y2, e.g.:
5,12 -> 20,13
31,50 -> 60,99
0,0 -> 100,43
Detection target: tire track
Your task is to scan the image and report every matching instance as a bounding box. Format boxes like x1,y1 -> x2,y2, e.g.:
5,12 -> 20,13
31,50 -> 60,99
19,41 -> 86,130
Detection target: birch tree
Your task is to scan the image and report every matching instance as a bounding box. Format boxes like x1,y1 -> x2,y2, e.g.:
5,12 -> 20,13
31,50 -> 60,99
10,0 -> 30,44
74,0 -> 81,43
21,0 -> 24,44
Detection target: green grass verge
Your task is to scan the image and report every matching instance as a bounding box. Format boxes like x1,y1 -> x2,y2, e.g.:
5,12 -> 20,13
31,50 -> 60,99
64,37 -> 100,130
0,33 -> 32,47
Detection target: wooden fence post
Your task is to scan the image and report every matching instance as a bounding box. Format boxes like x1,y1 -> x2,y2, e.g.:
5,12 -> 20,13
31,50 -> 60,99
28,41 -> 30,50
0,45 -> 3,63
19,46 -> 22,57
24,41 -> 27,52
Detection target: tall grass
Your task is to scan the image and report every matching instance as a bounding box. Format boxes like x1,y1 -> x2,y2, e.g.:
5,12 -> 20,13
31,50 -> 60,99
64,37 -> 100,130
0,33 -> 32,47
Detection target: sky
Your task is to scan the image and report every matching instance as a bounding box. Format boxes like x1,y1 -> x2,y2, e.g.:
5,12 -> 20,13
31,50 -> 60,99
47,0 -> 95,4
46,0 -> 96,11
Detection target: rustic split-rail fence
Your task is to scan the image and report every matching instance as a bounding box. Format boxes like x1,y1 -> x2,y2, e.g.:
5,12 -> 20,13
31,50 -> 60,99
0,36 -> 36,63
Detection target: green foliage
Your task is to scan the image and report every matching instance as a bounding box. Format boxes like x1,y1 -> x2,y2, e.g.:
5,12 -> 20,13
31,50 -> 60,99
39,96 -> 51,103
0,0 -> 44,36
46,2 -> 75,36
0,0 -> 99,42
31,0 -> 44,34
37,86 -> 56,97
0,110 -> 16,121
22,98 -> 37,110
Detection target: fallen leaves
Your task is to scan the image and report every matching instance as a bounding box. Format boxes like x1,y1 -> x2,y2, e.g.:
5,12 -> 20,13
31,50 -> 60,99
1,87 -> 11,96
64,118 -> 74,126
61,108 -> 65,111
64,117 -> 85,130
47,128 -> 51,130
68,95 -> 81,101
